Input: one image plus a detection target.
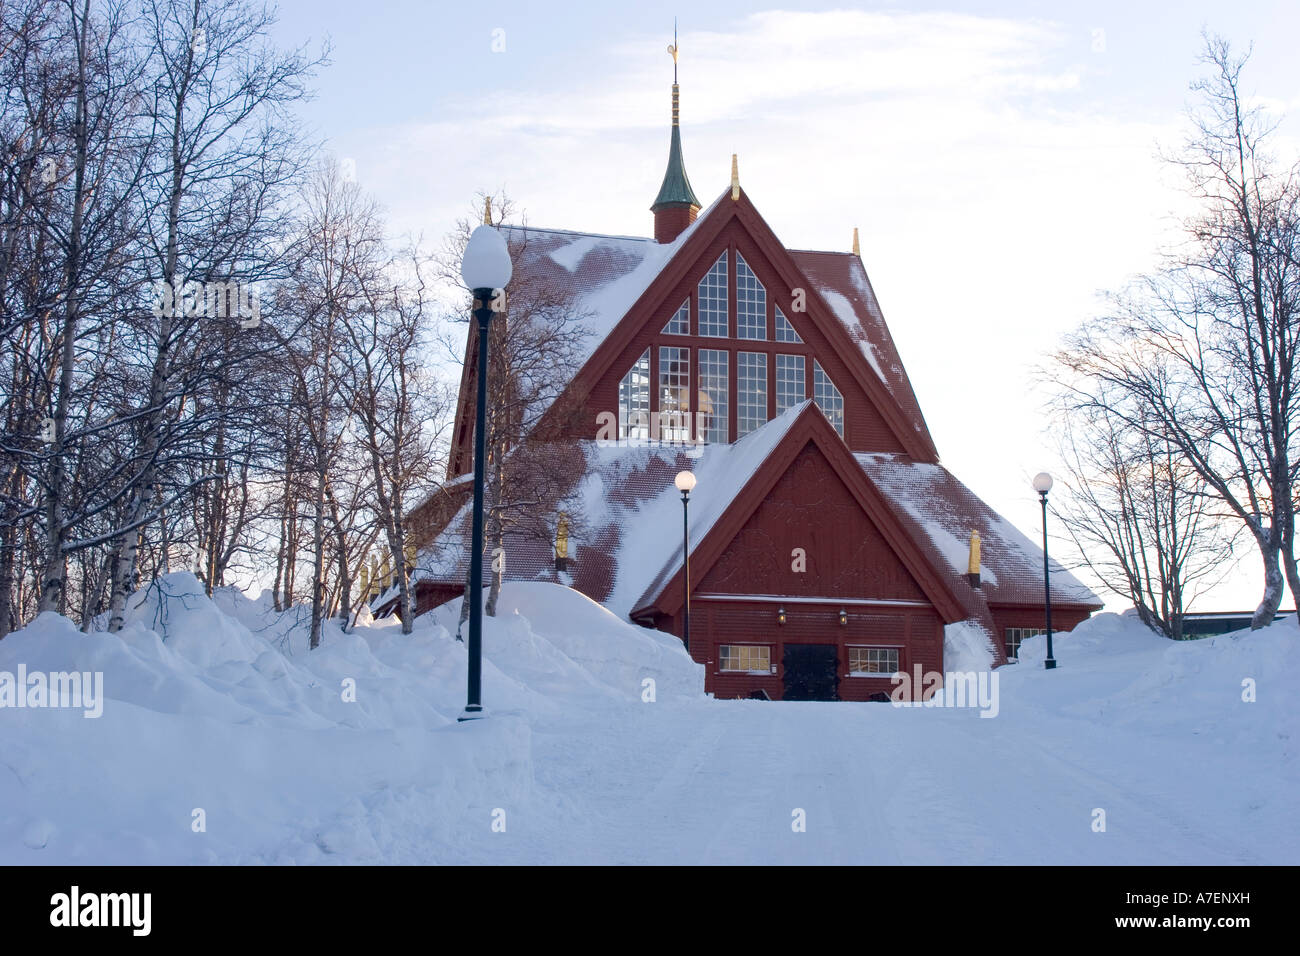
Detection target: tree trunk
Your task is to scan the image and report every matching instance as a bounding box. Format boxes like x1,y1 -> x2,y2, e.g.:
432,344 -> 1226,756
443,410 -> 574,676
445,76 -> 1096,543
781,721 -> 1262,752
1252,538 -> 1285,630
485,502 -> 504,617
309,455 -> 327,649
329,494 -> 351,630
39,15 -> 91,616
1278,495 -> 1300,619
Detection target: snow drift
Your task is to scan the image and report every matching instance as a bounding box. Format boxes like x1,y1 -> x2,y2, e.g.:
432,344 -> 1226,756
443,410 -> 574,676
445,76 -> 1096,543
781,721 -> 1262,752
1,576 -> 1295,864
0,574 -> 701,863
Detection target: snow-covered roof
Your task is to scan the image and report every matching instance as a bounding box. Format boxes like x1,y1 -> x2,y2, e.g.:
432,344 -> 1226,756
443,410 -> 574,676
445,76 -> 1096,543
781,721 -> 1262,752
500,192 -> 727,373
394,407 -> 1099,629
613,401 -> 810,616
393,403 -> 804,618
857,453 -> 1101,609
790,250 -> 932,445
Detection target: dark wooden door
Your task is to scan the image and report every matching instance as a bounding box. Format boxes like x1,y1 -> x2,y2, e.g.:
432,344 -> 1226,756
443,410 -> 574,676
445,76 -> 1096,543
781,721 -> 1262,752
782,644 -> 839,701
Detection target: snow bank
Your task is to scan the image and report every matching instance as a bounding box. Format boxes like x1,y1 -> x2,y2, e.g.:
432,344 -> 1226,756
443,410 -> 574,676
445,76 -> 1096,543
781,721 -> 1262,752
944,619 -> 996,672
1015,611 -> 1300,759
0,574 -> 701,863
429,583 -> 702,705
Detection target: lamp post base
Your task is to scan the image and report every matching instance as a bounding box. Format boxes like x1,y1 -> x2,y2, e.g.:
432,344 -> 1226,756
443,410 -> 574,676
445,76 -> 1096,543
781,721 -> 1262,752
1044,658 -> 1057,670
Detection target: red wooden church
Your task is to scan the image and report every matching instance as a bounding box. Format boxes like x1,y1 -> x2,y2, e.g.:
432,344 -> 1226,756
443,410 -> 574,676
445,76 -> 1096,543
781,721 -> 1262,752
391,59 -> 1101,700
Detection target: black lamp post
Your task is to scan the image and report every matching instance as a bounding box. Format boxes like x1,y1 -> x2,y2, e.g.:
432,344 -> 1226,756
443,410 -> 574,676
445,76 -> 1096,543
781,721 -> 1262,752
1032,471 -> 1057,670
675,470 -> 696,653
458,220 -> 512,720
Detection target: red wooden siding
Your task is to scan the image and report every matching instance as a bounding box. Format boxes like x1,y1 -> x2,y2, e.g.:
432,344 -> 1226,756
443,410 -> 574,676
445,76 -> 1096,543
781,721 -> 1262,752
660,601 -> 943,701
699,443 -> 927,601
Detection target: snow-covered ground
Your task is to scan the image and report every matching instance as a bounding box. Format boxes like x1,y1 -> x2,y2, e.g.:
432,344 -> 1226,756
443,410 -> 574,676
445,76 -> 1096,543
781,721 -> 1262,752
1,574 -> 1295,864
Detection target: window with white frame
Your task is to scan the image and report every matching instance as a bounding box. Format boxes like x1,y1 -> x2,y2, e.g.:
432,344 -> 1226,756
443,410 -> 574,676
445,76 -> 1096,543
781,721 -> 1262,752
697,348 -> 729,443
719,644 -> 771,674
776,354 -> 806,415
848,647 -> 899,675
618,348 -> 650,439
662,299 -> 689,335
698,252 -> 728,337
737,351 -> 768,437
735,252 -> 766,340
658,346 -> 691,441
813,359 -> 844,436
775,306 -> 802,343
1005,627 -> 1045,661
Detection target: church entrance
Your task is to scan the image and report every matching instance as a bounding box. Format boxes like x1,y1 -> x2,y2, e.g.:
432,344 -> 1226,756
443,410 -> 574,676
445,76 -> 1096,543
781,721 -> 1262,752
781,644 -> 839,701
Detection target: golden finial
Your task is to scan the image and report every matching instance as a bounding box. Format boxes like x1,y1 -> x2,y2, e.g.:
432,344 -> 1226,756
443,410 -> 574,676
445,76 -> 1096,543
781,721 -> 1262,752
730,154 -> 740,200
483,196 -> 492,225
968,530 -> 982,576
667,20 -> 681,125
555,513 -> 570,561
852,227 -> 860,257
667,18 -> 679,82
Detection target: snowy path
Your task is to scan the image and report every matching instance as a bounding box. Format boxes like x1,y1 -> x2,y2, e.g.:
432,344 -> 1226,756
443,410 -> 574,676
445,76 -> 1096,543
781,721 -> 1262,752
429,696 -> 1287,865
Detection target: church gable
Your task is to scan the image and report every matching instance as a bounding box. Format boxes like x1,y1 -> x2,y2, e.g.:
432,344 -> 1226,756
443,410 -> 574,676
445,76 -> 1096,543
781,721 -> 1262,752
699,441 -> 928,602
562,193 -> 926,459
632,401 -> 966,622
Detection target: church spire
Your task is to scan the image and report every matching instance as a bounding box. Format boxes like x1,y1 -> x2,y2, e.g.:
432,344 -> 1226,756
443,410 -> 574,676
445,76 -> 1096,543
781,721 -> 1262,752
652,21 -> 701,243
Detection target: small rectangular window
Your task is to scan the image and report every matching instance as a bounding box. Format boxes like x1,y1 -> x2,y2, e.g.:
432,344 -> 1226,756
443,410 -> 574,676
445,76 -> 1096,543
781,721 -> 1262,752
1004,627 -> 1045,661
776,354 -> 806,415
848,647 -> 899,675
658,346 -> 691,442
698,348 -> 729,443
720,644 -> 771,674
737,351 -> 768,437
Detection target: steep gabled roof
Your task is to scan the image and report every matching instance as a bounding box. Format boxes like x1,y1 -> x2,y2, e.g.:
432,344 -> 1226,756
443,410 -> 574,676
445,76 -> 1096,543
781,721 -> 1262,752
857,453 -> 1102,610
496,190 -> 726,369
514,187 -> 939,461
791,250 -> 934,455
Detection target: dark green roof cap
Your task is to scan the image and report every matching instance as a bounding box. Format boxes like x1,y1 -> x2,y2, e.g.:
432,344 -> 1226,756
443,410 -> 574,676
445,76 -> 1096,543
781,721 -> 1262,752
651,124 -> 700,211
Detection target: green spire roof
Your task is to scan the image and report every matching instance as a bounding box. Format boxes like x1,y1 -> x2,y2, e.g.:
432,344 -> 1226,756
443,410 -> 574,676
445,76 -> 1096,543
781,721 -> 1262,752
652,118 -> 700,211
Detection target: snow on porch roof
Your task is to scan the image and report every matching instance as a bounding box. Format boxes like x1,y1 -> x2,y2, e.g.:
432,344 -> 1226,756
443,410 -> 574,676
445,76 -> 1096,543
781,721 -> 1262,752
856,452 -> 1102,609
600,401 -> 810,618
394,405 -> 1100,623
389,403 -> 802,617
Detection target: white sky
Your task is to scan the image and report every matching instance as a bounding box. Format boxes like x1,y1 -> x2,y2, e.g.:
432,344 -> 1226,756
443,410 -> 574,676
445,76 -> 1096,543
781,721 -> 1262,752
268,0 -> 1300,613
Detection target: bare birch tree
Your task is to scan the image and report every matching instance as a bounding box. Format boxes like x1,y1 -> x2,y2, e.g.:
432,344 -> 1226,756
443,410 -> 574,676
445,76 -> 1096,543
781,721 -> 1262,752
1054,35 -> 1300,629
